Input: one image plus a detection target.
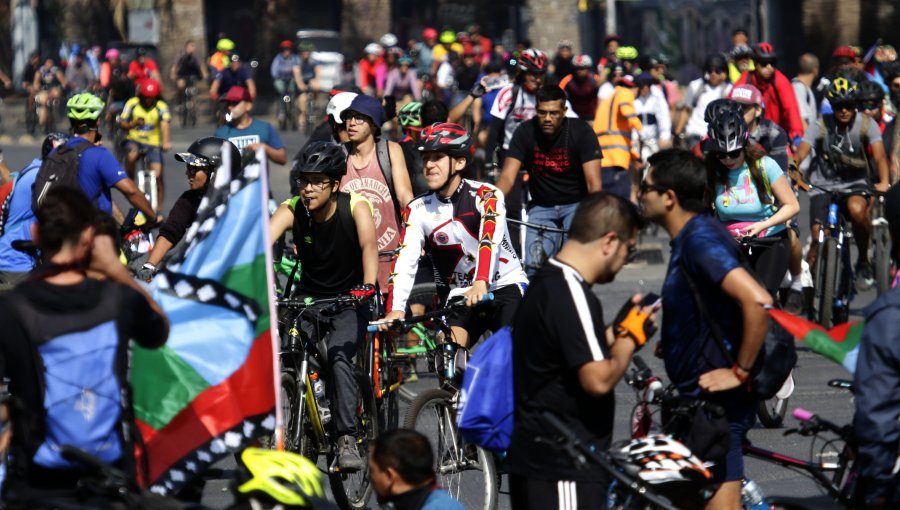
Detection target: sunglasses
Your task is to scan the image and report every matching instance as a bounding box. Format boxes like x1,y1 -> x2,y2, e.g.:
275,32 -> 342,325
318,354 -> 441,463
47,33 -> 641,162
639,181 -> 668,195
757,59 -> 776,68
186,165 -> 211,176
715,149 -> 743,160
707,68 -> 726,74
861,102 -> 882,111
832,103 -> 856,112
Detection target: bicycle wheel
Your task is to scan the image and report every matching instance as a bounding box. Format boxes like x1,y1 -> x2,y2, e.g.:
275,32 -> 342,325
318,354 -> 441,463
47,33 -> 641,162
404,388 -> 499,510
874,224 -> 891,296
816,237 -> 838,328
278,97 -> 289,131
328,373 -> 377,510
280,371 -> 318,459
757,395 -> 789,428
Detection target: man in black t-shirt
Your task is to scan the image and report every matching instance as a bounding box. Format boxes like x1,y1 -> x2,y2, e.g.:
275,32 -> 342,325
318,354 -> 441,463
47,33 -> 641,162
498,85 -> 602,275
509,192 -> 654,510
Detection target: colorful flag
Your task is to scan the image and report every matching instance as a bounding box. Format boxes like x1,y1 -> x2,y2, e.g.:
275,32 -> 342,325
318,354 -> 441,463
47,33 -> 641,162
767,308 -> 861,374
131,148 -> 279,494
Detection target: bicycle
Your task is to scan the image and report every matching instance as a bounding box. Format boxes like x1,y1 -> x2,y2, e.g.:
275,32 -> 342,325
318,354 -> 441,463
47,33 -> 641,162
276,292 -> 391,510
369,295 -> 500,510
302,87 -> 320,136
177,76 -> 199,128
806,183 -> 871,328
277,86 -> 298,132
870,191 -> 892,296
134,146 -> 159,214
506,217 -> 567,275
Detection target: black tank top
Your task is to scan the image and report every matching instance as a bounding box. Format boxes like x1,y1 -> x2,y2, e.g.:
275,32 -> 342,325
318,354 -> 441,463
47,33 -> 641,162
292,192 -> 363,296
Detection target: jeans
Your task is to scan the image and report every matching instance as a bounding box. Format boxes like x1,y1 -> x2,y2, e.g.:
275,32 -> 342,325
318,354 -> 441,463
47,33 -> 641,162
601,167 -> 632,201
523,203 -> 578,276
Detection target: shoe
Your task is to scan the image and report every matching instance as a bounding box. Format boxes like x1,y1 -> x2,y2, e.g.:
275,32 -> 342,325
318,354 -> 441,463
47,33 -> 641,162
337,435 -> 364,471
855,262 -> 875,291
784,289 -> 804,315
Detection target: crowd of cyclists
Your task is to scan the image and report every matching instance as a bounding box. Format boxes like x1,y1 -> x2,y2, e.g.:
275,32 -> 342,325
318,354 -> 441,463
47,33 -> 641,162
0,21 -> 898,510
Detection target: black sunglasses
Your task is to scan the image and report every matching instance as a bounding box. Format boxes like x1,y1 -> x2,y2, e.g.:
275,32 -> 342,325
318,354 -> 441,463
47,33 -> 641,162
832,102 -> 856,112
757,59 -> 776,67
860,102 -> 882,111
715,149 -> 743,160
639,181 -> 668,195
186,165 -> 211,176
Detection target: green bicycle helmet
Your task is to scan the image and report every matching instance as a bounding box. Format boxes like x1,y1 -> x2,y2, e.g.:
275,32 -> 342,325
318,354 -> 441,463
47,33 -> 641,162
616,46 -> 639,61
398,101 -> 423,128
298,42 -> 316,53
234,448 -> 324,509
67,92 -> 105,121
439,30 -> 456,44
216,38 -> 236,52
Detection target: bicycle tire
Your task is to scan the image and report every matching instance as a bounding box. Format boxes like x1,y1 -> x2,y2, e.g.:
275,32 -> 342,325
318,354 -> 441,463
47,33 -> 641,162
816,237 -> 838,328
328,372 -> 377,510
874,225 -> 891,296
278,97 -> 289,131
377,350 -> 400,431
280,371 -> 319,459
757,395 -> 789,428
404,388 -> 499,510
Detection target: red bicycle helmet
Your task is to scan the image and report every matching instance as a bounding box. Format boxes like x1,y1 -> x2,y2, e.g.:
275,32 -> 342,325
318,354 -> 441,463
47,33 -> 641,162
516,48 -> 547,74
753,42 -> 777,60
417,122 -> 474,160
279,40 -> 293,50
139,79 -> 161,98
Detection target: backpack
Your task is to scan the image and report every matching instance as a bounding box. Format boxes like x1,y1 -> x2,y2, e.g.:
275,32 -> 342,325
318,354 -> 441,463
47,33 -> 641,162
6,282 -> 133,471
32,139 -> 97,212
374,138 -> 401,219
457,326 -> 514,452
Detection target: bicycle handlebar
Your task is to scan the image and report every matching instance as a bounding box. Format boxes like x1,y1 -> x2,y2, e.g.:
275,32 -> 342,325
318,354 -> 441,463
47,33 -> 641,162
788,407 -> 852,440
277,294 -> 364,308
506,218 -> 569,234
366,292 -> 494,332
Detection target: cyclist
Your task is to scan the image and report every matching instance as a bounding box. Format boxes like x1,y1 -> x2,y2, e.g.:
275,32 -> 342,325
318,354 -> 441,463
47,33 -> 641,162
268,141 -> 378,471
431,31 -> 464,75
64,47 -> 96,93
0,133 -> 69,291
369,429 -> 465,510
127,47 -> 162,90
634,72 -> 673,162
210,53 -> 257,103
640,148 -> 773,510
858,79 -> 889,129
397,101 -> 429,195
852,184 -> 900,508
382,122 -> 529,353
120,78 -> 172,213
0,186 -> 168,506
209,37 -> 235,78
170,40 -> 208,109
706,107 -> 799,297
214,85 -> 287,166
498,84 -> 602,275
594,73 -> 642,200
616,46 -> 639,76
100,48 -> 133,123
509,192 -> 650,510
32,57 -> 67,130
297,42 -> 321,130
794,77 -> 891,289
728,43 -> 754,85
549,40 -> 575,82
736,43 -> 805,145
792,53 -> 820,175
558,55 -> 600,121
674,54 -> 732,149
271,40 -> 303,119
358,43 -> 386,98
414,28 -> 438,78
384,55 -> 421,102
138,137 -> 240,281
20,51 -> 40,116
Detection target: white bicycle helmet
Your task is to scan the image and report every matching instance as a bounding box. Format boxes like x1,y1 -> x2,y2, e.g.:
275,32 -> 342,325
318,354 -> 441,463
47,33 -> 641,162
379,33 -> 398,48
364,43 -> 383,56
613,435 -> 711,484
326,92 -> 358,124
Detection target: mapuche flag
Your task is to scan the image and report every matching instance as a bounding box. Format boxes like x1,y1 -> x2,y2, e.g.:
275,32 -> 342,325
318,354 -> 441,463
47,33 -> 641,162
131,148 -> 279,494
767,308 -> 861,374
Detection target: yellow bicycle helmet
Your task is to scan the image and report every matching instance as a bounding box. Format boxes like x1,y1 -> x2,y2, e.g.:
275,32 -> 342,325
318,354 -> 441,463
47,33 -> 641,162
217,38 -> 236,52
235,448 -> 324,508
616,46 -> 639,61
66,93 -> 105,121
826,77 -> 857,104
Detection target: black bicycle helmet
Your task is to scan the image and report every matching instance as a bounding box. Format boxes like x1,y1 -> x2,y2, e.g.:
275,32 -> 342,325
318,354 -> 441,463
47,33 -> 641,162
516,48 -> 548,74
41,132 -> 70,159
416,122 -> 473,161
856,80 -> 885,103
293,141 -> 347,179
753,42 -> 777,60
703,54 -> 727,72
703,98 -> 743,124
175,137 -> 240,174
639,55 -> 660,71
826,77 -> 858,104
707,109 -> 749,153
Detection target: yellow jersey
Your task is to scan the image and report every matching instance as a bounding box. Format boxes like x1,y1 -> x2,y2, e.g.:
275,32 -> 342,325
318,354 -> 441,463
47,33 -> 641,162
122,97 -> 171,147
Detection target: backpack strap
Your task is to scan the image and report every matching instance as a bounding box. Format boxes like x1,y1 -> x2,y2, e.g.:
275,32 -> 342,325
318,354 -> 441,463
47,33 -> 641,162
678,258 -> 737,366
375,138 -> 401,219
70,140 -> 103,203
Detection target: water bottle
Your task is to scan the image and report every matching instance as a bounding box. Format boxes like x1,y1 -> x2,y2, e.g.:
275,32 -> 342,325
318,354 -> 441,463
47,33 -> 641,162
441,343 -> 458,382
741,478 -> 767,509
309,372 -> 331,424
827,203 -> 839,228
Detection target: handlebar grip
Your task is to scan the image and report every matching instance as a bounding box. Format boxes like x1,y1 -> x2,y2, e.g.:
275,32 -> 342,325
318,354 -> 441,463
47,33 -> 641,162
367,325 -> 378,333
793,408 -> 814,422
633,355 -> 650,372
482,292 -> 494,303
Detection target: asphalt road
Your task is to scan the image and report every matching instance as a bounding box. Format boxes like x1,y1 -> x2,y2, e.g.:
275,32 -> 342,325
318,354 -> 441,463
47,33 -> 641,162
0,119 -> 872,508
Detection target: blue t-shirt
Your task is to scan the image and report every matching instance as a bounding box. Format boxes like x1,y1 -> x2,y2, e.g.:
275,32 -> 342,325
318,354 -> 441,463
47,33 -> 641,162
661,214 -> 744,396
713,156 -> 785,237
214,119 -> 284,153
215,66 -> 253,95
66,137 -> 127,214
0,159 -> 42,272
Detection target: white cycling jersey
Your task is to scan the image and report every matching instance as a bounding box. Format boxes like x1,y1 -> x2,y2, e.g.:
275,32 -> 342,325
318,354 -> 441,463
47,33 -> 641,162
387,179 -> 529,313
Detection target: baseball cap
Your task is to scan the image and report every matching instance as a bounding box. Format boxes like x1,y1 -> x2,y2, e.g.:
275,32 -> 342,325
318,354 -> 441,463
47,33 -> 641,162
832,46 -> 858,60
343,94 -> 383,126
219,85 -> 253,103
728,84 -> 763,106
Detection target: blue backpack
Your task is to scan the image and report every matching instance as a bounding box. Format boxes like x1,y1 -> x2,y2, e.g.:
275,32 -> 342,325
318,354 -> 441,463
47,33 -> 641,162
8,282 -> 129,469
457,326 -> 514,452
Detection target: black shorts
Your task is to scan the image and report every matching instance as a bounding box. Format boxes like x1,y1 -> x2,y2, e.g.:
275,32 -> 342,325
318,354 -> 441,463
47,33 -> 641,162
408,255 -> 438,308
510,473 -> 609,510
448,283 -> 524,343
808,191 -> 868,230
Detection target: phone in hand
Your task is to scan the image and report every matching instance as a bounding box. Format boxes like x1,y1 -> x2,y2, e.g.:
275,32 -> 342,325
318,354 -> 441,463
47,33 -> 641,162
640,292 -> 661,309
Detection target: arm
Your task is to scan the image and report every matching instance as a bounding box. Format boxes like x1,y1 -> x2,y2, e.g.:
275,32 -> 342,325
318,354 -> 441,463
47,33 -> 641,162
620,91 -> 643,132
146,236 -> 174,267
114,178 -> 156,219
353,200 -> 379,286
388,141 -> 414,208
160,119 -> 171,152
698,267 -> 772,392
578,335 -> 637,396
384,205 -> 425,315
383,69 -> 397,97
496,155 -> 522,196
869,141 -> 891,192
245,79 -> 257,101
793,141 -> 812,168
448,95 -> 477,124
269,203 -> 295,242
583,159 -> 602,192
209,78 -> 220,100
743,174 -> 799,237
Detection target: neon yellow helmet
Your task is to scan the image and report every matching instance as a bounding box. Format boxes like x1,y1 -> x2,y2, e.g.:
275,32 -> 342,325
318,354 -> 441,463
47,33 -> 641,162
235,448 -> 324,508
439,30 -> 456,44
216,38 -> 236,52
66,93 -> 105,121
616,46 -> 639,61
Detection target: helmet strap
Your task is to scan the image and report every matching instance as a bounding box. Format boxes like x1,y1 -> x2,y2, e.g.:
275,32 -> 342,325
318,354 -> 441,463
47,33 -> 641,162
437,157 -> 465,196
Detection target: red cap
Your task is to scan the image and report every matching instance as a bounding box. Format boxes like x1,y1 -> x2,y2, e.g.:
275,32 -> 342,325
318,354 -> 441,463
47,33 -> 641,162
219,85 -> 253,103
832,45 -> 857,59
728,84 -> 763,106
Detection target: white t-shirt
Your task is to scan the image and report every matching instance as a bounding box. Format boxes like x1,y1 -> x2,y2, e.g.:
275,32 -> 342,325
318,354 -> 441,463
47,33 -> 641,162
635,91 -> 672,142
683,78 -> 732,137
436,61 -> 455,89
490,83 -> 578,150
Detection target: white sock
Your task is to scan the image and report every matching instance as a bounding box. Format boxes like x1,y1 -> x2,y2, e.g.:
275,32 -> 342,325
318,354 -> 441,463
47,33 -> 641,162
790,274 -> 803,291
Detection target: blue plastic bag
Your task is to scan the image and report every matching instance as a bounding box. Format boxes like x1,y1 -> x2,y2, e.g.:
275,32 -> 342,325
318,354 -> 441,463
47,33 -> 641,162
457,326 -> 514,452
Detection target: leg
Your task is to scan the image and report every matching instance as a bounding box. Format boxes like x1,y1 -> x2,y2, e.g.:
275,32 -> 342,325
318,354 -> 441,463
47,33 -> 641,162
747,236 -> 790,298
148,148 -> 164,211
124,142 -> 139,178
36,91 -> 47,125
326,306 -> 363,434
846,195 -> 872,265
806,194 -> 831,275
601,166 -> 632,201
523,205 -> 557,277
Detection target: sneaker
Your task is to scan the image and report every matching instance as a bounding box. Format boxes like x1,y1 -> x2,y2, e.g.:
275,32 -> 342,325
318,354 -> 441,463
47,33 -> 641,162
337,435 -> 364,471
784,289 -> 804,315
855,262 -> 875,291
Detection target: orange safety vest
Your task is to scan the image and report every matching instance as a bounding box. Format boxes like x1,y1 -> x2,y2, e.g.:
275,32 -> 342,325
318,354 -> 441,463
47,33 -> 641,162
593,85 -> 642,169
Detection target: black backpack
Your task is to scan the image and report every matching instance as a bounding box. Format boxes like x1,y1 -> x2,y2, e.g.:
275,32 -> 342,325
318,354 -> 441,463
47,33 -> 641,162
32,139 -> 97,212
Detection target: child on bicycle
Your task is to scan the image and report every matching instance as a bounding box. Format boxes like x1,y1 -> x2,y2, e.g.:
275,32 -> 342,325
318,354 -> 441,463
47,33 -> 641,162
268,141 -> 378,471
381,123 -> 529,354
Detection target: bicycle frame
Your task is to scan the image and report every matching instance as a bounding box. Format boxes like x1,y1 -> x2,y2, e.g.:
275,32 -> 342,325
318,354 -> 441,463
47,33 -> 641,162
742,443 -> 850,500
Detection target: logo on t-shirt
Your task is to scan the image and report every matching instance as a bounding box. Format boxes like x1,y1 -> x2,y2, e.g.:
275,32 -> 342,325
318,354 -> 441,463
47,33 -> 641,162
228,135 -> 261,150
341,177 -> 397,250
533,147 -> 571,175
